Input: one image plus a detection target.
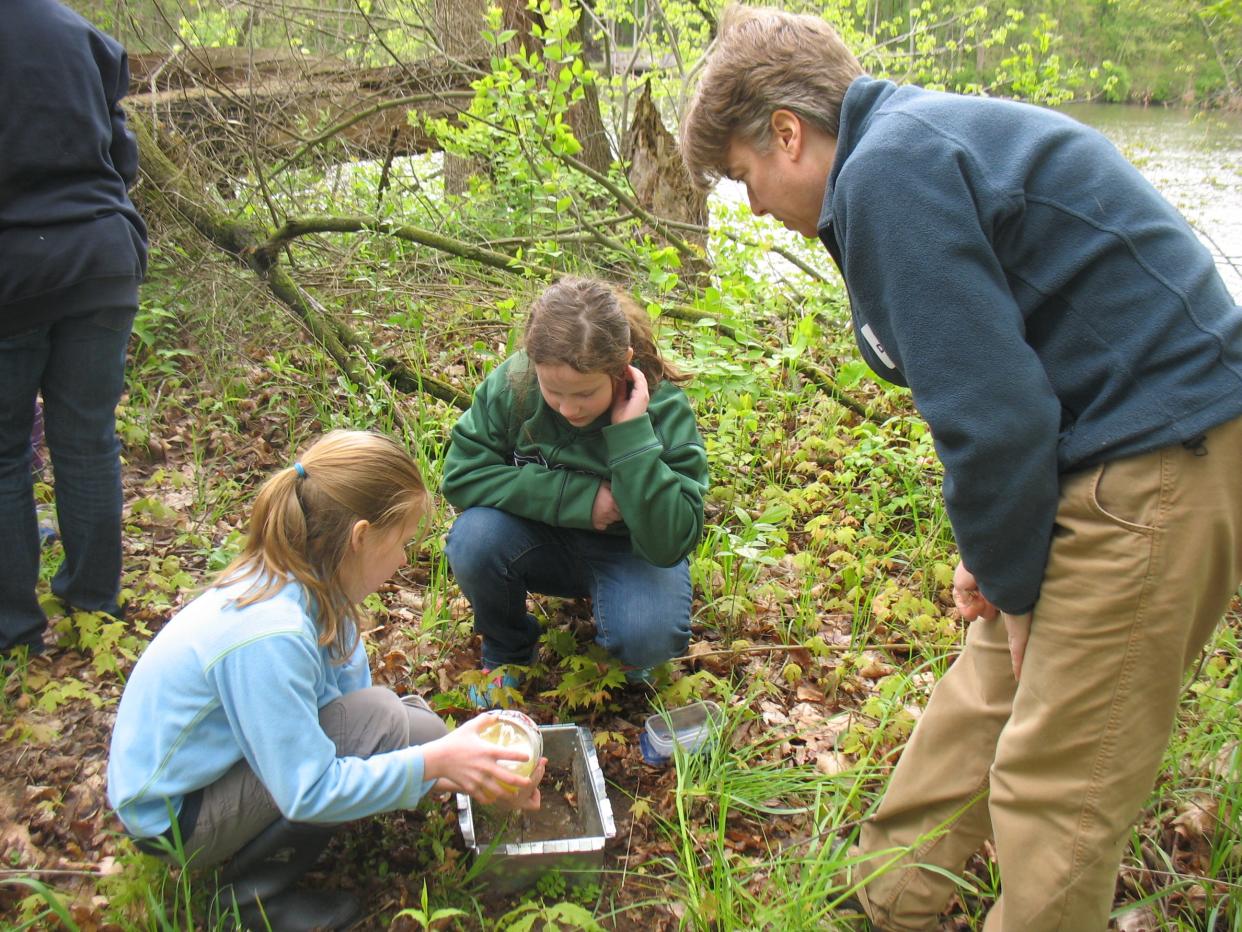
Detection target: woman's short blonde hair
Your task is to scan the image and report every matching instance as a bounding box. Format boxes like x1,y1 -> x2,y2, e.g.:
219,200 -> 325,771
680,4 -> 864,189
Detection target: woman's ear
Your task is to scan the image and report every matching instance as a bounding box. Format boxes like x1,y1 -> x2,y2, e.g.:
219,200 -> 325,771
624,346 -> 634,366
348,519 -> 371,553
770,108 -> 804,158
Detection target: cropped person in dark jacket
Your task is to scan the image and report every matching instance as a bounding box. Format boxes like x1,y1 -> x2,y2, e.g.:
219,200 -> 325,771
681,6 -> 1242,931
0,0 -> 148,654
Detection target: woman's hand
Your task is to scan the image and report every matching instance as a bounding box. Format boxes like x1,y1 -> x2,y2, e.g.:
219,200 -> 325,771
1002,612 -> 1032,682
610,364 -> 649,424
591,482 -> 622,530
952,561 -> 999,621
953,562 -> 1030,681
422,714 -> 541,802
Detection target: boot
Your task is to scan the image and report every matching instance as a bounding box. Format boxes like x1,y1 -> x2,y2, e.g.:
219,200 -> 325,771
214,818 -> 361,931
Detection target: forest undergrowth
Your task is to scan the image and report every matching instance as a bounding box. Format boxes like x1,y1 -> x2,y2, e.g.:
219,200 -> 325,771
3,1 -> 1241,926
1,235 -> 1239,931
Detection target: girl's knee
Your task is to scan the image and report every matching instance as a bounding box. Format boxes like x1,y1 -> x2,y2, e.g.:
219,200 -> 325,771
605,616 -> 690,669
402,695 -> 449,744
446,508 -> 511,576
327,687 -> 426,756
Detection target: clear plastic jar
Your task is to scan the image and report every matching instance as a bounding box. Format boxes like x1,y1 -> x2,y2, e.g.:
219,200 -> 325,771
640,701 -> 722,765
479,709 -> 543,779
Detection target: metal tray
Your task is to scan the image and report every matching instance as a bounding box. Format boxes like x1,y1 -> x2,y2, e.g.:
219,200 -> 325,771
456,723 -> 616,893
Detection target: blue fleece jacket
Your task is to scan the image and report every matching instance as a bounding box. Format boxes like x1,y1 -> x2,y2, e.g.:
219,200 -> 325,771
819,77 -> 1242,614
107,580 -> 433,839
0,0 -> 147,337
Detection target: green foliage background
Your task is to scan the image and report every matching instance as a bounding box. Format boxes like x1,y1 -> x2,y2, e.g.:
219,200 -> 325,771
77,0 -> 1242,106
3,2 -> 1237,930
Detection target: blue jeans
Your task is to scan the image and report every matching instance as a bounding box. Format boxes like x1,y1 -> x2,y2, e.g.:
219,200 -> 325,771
445,507 -> 693,669
0,307 -> 135,650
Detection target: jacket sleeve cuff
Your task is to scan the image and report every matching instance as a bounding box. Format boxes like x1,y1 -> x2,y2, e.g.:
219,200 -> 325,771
602,415 -> 660,463
556,471 -> 603,528
396,750 -> 432,808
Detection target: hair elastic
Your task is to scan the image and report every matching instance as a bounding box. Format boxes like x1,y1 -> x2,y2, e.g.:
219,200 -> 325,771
293,462 -> 307,479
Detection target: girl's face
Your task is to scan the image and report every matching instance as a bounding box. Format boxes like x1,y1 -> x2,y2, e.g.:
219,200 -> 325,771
534,362 -> 616,428
339,511 -> 425,603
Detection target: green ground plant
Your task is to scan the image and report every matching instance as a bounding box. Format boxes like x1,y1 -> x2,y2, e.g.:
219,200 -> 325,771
5,237 -> 1239,929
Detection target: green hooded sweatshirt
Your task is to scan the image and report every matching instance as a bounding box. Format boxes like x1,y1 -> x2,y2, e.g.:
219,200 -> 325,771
442,352 -> 708,567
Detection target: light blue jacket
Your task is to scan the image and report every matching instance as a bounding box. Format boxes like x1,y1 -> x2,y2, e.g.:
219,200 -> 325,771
107,579 -> 433,838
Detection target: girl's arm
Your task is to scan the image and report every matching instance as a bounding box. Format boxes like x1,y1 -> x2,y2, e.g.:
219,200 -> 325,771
441,365 -> 602,530
213,633 -> 544,820
209,630 -> 436,823
604,383 -> 709,566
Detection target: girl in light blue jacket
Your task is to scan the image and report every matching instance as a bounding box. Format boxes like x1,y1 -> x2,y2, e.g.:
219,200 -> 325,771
108,430 -> 544,931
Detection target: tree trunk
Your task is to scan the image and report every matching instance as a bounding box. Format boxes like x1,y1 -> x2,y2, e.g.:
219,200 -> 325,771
433,0 -> 489,195
563,0 -> 613,175
622,83 -> 706,244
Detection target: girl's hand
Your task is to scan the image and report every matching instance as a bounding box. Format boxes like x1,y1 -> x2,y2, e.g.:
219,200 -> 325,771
591,481 -> 622,530
610,364 -> 649,424
422,714 -> 540,801
435,759 -> 547,810
486,757 -> 546,811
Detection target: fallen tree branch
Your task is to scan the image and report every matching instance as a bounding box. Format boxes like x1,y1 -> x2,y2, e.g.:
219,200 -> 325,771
658,215 -> 833,286
267,90 -> 473,178
550,148 -> 703,265
129,105 -> 872,420
128,111 -> 469,412
255,216 -> 557,279
259,216 -> 874,420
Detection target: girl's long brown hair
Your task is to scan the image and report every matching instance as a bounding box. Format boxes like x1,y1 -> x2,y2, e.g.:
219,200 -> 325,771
213,430 -> 430,661
523,277 -> 690,386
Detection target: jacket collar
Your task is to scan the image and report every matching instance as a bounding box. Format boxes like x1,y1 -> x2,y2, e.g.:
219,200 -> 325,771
816,75 -> 902,235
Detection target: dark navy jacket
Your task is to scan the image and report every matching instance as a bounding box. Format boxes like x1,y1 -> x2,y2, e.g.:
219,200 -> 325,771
819,76 -> 1242,613
0,0 -> 148,337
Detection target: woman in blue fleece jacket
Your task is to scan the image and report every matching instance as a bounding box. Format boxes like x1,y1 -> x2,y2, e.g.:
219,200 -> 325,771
681,6 -> 1242,931
108,431 -> 544,931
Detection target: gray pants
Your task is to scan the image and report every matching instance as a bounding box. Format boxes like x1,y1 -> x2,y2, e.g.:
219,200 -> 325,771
179,687 -> 447,869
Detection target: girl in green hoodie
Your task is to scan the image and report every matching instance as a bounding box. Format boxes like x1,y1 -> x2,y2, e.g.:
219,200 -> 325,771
442,278 -> 709,706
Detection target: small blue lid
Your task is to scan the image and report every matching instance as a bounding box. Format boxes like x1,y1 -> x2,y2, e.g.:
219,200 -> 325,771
639,731 -> 670,766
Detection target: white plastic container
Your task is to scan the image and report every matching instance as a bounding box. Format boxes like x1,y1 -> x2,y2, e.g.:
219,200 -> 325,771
640,701 -> 722,765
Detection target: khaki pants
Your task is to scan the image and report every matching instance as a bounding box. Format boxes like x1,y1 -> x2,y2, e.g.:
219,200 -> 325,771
177,687 -> 448,869
858,415 -> 1242,931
